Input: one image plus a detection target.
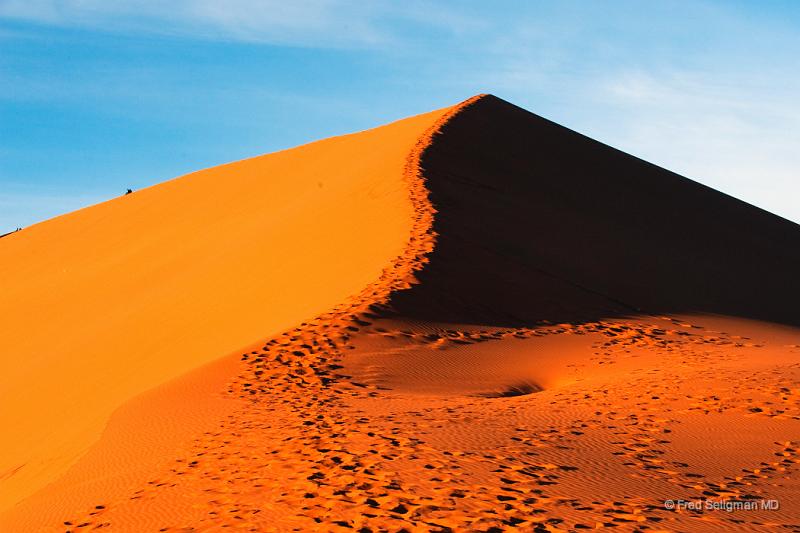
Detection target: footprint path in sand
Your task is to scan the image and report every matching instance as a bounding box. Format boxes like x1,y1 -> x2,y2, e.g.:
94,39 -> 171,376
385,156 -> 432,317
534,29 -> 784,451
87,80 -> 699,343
60,313 -> 800,532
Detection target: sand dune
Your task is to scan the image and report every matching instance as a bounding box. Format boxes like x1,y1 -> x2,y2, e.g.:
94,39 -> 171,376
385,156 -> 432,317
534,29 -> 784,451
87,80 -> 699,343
2,95 -> 799,532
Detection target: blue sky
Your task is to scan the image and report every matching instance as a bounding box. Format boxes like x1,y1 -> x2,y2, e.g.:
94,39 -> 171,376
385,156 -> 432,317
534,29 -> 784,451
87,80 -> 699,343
1,1 -> 799,233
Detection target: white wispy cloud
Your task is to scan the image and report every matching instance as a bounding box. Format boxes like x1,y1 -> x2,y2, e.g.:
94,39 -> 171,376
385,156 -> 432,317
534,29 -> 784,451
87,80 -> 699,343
0,0 -> 470,47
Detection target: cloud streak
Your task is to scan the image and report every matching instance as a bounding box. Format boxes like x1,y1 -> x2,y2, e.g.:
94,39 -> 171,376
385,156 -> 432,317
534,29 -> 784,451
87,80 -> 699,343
0,0 -> 472,47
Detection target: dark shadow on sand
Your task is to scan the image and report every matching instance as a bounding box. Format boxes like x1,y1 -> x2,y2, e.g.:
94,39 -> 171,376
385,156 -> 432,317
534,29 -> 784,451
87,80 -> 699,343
387,95 -> 800,328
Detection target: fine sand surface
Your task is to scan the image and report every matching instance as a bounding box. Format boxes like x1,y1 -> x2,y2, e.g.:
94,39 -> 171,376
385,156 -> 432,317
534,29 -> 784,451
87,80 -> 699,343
2,95 -> 799,532
0,104 -> 452,513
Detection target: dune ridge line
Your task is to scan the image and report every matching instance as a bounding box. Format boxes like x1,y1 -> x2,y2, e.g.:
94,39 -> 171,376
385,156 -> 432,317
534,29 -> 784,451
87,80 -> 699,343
259,93 -> 486,323
46,95 -> 488,530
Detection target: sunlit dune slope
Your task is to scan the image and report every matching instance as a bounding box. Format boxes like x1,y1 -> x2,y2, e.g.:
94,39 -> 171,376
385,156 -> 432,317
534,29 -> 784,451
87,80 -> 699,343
0,104 -> 452,512
390,95 -> 800,327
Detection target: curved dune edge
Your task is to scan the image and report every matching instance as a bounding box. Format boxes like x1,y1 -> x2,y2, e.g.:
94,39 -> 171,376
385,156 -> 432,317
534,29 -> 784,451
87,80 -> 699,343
0,95 -> 485,531
0,349 -> 246,532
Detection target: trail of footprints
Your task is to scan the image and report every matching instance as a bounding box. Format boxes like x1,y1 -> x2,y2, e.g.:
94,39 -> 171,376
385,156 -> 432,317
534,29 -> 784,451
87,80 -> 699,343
61,312 -> 800,532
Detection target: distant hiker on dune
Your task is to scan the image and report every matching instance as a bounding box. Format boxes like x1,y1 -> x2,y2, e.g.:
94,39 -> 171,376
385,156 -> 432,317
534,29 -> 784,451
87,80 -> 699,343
125,189 -> 133,195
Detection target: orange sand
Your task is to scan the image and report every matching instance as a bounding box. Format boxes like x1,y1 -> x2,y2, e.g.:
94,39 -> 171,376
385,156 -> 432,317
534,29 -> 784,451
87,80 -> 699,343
0,104 -> 452,513
2,95 -> 799,532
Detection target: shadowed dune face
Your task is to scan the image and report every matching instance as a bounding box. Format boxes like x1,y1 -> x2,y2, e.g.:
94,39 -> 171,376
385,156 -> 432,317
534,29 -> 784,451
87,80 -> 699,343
0,104 -> 451,512
389,95 -> 800,327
